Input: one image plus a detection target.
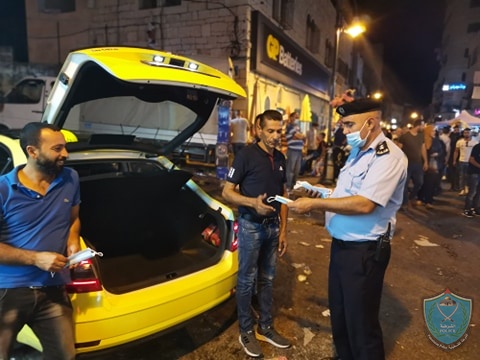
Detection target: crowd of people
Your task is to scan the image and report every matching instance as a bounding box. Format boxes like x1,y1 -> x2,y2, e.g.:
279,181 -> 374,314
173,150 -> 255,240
225,103 -> 480,358
224,99 -> 407,359
2,99 -> 477,360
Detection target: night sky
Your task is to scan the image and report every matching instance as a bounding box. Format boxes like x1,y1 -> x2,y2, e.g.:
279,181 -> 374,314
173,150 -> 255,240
1,0 -> 445,107
356,0 -> 445,107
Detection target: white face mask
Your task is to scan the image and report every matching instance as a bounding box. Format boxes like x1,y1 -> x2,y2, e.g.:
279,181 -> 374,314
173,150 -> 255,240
346,121 -> 370,149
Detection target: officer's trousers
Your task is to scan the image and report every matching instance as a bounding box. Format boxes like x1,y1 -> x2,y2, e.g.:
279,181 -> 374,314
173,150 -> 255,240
328,239 -> 390,360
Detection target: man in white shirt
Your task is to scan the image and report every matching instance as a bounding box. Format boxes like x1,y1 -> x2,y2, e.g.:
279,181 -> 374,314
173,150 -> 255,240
230,110 -> 250,156
453,128 -> 479,195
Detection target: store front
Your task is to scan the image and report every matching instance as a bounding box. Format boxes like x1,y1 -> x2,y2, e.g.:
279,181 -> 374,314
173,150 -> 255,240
248,11 -> 331,133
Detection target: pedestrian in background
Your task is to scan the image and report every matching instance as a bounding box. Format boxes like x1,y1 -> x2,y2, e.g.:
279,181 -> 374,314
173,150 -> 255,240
302,122 -> 320,174
222,110 -> 291,358
448,125 -> 461,190
331,122 -> 347,182
230,110 -> 250,156
439,126 -> 451,180
0,122 -> 81,360
399,119 -> 428,210
288,99 -> 407,360
417,125 -> 445,209
453,128 -> 478,196
312,132 -> 328,181
463,141 -> 480,217
285,111 -> 305,192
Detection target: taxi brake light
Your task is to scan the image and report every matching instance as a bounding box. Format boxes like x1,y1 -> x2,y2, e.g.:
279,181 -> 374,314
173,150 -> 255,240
66,259 -> 102,293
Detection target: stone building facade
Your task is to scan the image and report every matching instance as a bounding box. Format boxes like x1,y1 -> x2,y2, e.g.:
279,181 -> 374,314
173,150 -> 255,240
24,0 -> 366,132
432,0 -> 480,119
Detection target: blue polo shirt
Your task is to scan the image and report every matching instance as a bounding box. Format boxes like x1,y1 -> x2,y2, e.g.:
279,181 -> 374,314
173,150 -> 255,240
0,166 -> 81,288
326,133 -> 407,241
226,143 -> 286,216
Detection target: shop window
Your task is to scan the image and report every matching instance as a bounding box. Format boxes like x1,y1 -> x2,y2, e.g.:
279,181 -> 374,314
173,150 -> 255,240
337,59 -> 350,80
139,0 -> 181,9
38,0 -> 75,13
306,15 -> 320,54
273,0 -> 294,29
470,0 -> 480,7
325,39 -> 334,68
467,22 -> 480,33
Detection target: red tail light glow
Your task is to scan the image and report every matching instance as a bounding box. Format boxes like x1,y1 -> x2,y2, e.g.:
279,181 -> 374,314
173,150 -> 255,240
230,220 -> 239,252
66,259 -> 102,293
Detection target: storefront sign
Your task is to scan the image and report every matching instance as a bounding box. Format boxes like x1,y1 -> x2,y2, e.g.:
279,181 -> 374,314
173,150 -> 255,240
251,11 -> 329,97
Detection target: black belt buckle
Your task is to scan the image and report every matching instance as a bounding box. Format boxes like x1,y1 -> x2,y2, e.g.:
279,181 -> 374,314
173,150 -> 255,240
241,213 -> 278,225
261,216 -> 278,225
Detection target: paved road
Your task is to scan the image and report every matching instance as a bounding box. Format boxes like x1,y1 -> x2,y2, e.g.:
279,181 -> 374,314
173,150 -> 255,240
13,173 -> 479,359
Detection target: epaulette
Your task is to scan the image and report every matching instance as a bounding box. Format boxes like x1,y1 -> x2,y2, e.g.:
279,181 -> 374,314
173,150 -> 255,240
376,141 -> 390,156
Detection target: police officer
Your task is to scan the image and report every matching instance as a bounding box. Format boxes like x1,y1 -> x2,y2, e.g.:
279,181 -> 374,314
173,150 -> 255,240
222,110 -> 291,358
288,99 -> 407,360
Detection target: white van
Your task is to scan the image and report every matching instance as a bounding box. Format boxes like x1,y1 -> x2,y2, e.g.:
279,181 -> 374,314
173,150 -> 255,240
0,76 -> 56,130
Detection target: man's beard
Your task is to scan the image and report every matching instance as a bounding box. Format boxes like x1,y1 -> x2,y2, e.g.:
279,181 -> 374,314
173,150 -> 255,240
37,156 -> 65,176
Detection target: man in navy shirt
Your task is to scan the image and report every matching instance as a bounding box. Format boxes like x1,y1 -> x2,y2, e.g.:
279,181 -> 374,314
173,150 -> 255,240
222,110 -> 290,358
0,122 -> 81,360
288,99 -> 407,360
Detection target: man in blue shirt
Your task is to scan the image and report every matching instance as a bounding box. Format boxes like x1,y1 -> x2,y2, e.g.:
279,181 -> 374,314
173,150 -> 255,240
223,110 -> 291,358
288,99 -> 407,360
0,122 -> 81,360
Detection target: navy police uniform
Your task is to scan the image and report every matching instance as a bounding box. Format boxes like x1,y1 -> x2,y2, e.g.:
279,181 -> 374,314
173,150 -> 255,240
327,99 -> 407,360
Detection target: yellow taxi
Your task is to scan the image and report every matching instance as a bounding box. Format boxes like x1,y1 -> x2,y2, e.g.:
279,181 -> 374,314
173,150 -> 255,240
3,46 -> 246,356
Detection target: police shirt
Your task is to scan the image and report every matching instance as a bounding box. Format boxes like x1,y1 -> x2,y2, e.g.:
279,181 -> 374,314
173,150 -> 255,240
326,133 -> 407,241
226,143 -> 286,216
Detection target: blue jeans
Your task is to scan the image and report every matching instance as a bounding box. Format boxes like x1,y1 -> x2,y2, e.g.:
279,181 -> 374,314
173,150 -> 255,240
465,173 -> 480,210
403,162 -> 424,205
286,149 -> 303,190
457,162 -> 469,190
236,217 -> 279,333
0,287 -> 75,360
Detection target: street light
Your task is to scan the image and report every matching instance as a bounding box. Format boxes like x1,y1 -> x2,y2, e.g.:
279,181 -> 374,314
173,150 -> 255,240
327,12 -> 366,142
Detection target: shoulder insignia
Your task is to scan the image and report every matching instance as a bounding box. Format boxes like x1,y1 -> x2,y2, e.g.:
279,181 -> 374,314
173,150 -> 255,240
376,141 -> 390,156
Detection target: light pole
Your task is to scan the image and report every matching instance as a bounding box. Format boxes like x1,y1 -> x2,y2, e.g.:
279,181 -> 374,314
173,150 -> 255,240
327,10 -> 342,144
326,12 -> 366,142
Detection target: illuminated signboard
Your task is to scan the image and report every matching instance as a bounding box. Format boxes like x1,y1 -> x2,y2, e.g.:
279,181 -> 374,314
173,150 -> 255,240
442,83 -> 466,91
250,11 -> 329,97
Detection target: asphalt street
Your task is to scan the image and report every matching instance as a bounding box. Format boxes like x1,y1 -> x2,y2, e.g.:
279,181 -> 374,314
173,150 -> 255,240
12,172 -> 479,360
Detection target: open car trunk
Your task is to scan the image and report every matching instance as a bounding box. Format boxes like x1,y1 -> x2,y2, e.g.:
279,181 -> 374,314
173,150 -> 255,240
74,164 -> 228,294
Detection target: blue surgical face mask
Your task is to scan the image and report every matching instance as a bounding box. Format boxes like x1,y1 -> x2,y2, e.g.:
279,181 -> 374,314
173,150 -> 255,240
346,121 -> 370,149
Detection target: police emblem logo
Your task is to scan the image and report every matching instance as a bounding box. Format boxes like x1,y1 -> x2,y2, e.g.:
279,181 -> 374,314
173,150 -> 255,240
337,106 -> 345,115
423,288 -> 472,351
376,141 -> 389,155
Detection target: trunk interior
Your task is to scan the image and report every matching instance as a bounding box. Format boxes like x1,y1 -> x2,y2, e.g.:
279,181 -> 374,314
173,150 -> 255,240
77,168 -> 227,294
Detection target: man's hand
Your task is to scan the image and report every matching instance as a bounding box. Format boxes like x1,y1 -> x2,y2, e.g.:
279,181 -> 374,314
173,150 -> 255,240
66,241 -> 80,258
34,252 -> 68,272
287,197 -> 315,214
255,193 -> 276,216
278,232 -> 287,257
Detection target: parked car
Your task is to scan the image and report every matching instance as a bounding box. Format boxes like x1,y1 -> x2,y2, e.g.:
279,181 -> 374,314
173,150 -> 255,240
1,46 -> 245,356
